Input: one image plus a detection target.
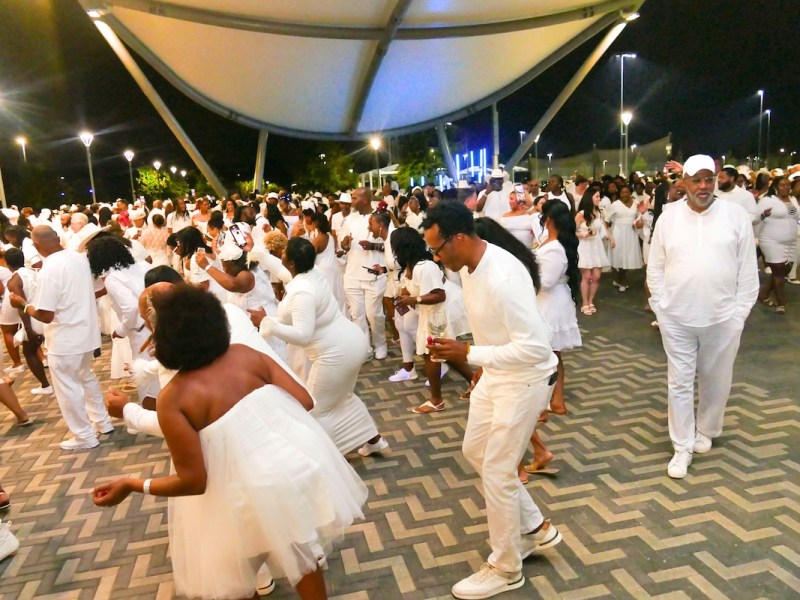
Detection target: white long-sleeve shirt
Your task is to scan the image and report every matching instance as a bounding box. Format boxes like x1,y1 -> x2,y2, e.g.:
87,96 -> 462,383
104,262 -> 149,337
647,199 -> 758,327
461,242 -> 557,384
716,186 -> 759,226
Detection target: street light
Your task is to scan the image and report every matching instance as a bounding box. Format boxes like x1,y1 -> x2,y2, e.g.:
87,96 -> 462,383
617,53 -> 636,180
757,90 -> 764,168
765,109 -> 771,168
170,166 -> 177,175
369,137 -> 381,188
547,153 -> 553,176
14,136 -> 27,163
79,131 -> 97,203
621,111 -> 633,175
602,159 -> 608,173
180,169 -> 187,178
124,150 -> 135,203
153,160 -> 161,171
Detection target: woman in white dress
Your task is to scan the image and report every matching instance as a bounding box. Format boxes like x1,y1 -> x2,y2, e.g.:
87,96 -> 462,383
757,176 -> 799,314
500,186 -> 536,248
87,236 -> 160,406
391,227 -> 472,414
306,213 -> 345,313
175,227 -> 228,303
166,197 -> 193,234
575,188 -> 612,314
605,183 -> 643,291
93,285 -> 367,600
0,258 -> 24,375
250,237 -> 390,457
536,200 -> 582,415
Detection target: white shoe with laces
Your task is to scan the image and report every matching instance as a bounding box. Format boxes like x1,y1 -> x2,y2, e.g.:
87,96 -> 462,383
59,437 -> 100,451
520,520 -> 562,559
451,563 -> 524,599
693,432 -> 712,454
0,520 -> 20,562
4,365 -> 25,376
31,386 -> 54,395
667,450 -> 692,479
388,368 -> 418,382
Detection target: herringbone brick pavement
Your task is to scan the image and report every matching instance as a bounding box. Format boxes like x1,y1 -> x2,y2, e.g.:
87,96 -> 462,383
1,280 -> 798,599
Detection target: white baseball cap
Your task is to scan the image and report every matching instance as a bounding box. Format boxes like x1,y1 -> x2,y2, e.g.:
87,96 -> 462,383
338,192 -> 352,204
682,155 -> 716,177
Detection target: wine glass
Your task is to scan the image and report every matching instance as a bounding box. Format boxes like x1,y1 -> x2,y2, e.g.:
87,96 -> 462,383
427,305 -> 448,363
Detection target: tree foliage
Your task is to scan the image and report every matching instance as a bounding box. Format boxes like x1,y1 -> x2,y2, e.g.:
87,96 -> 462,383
136,167 -> 169,200
293,143 -> 358,192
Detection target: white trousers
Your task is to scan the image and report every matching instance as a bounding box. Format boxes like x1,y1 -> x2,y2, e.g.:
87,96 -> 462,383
344,277 -> 387,351
48,351 -> 113,442
394,309 -> 419,364
463,375 -> 553,573
657,315 -> 744,452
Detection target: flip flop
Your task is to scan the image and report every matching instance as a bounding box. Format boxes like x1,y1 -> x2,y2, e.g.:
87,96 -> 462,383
549,404 -> 568,416
759,297 -> 775,307
411,400 -> 445,414
15,418 -> 34,427
524,466 -> 560,476
0,491 -> 10,510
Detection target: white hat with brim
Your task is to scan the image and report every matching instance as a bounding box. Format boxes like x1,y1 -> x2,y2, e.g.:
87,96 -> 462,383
76,223 -> 103,253
128,209 -> 146,221
338,193 -> 352,204
490,168 -> 504,179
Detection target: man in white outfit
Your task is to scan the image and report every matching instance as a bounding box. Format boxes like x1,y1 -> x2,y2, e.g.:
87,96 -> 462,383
476,169 -> 509,221
10,226 -> 114,450
647,155 -> 759,479
340,188 -> 387,359
422,202 -> 562,599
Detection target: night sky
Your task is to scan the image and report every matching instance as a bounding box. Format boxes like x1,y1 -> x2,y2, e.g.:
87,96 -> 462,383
0,0 -> 797,204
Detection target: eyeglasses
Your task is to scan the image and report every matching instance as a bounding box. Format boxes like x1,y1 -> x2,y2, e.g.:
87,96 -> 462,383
688,176 -> 716,186
428,235 -> 453,257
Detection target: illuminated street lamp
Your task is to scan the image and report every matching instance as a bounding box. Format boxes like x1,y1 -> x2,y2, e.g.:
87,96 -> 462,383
547,153 -> 553,176
124,150 -> 135,203
153,160 -> 161,171
170,166 -> 177,175
180,169 -> 187,178
79,131 -> 97,203
617,53 -> 636,179
370,137 -> 381,188
15,136 -> 27,163
757,90 -> 764,168
534,135 -> 540,180
765,109 -> 771,168
621,111 -> 633,174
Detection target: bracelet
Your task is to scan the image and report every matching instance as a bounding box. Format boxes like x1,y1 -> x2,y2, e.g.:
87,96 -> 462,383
22,304 -> 29,314
143,478 -> 152,495
465,342 -> 471,355
203,262 -> 212,271
416,295 -> 422,305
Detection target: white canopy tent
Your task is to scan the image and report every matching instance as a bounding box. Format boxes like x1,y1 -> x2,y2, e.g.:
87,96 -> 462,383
77,0 -> 644,192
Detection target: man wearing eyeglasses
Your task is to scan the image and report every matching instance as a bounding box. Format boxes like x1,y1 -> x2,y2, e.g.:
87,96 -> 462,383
421,202 -> 561,599
647,154 -> 758,480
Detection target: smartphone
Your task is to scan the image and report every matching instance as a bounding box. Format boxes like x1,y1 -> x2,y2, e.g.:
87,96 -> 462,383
393,297 -> 410,316
362,265 -> 382,276
229,223 -> 247,248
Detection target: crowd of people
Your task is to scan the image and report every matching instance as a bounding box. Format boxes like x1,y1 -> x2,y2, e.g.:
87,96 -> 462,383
0,155 -> 796,599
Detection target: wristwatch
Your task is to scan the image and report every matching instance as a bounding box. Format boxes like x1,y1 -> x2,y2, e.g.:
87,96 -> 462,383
416,296 -> 422,305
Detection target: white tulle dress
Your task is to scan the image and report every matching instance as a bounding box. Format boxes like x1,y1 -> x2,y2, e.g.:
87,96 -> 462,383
577,215 -> 609,269
169,384 -> 368,599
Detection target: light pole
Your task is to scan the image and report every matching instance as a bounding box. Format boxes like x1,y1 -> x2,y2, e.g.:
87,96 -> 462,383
602,159 -> 608,174
124,150 -> 135,203
79,131 -> 97,203
617,53 -> 636,179
621,111 -> 633,175
547,153 -> 553,176
15,136 -> 27,163
765,109 -> 771,168
534,135 -> 540,180
370,137 -> 381,188
757,90 -> 764,168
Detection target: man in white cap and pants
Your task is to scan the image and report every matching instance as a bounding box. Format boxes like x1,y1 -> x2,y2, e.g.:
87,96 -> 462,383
647,154 -> 758,479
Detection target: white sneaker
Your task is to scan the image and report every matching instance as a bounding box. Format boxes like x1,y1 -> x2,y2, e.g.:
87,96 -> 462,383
612,281 -> 621,288
451,563 -> 524,599
256,564 -> 276,595
357,437 -> 390,457
92,423 -> 115,436
4,365 -> 25,376
618,285 -> 628,292
0,520 -> 20,562
693,432 -> 712,454
520,520 -> 562,559
59,437 -> 100,451
374,344 -> 388,360
388,368 -> 418,382
788,278 -> 800,285
31,386 -> 54,395
667,450 -> 692,479
424,363 -> 449,387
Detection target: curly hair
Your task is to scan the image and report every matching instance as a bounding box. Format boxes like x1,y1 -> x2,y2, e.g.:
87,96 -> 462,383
87,235 -> 135,278
390,226 -> 432,274
540,200 -> 581,304
175,226 -> 211,259
152,285 -> 230,371
264,230 -> 288,254
474,217 -> 541,292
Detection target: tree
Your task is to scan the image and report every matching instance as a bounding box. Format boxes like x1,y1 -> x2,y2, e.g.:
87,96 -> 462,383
395,131 -> 445,188
136,167 -> 169,200
631,153 -> 649,175
293,143 -> 358,192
